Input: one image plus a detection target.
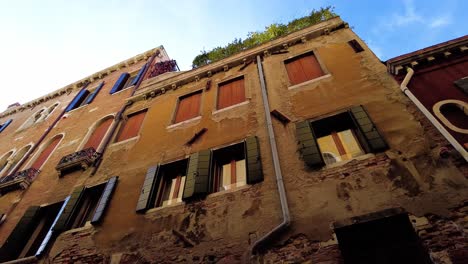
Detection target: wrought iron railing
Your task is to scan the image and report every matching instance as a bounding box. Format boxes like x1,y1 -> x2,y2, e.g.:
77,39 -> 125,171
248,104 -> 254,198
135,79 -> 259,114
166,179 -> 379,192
56,147 -> 101,176
0,168 -> 40,194
147,60 -> 178,79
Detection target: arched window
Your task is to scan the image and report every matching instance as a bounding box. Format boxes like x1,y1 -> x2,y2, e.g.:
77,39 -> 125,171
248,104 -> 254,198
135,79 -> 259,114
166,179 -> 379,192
40,102 -> 60,122
7,145 -> 32,174
82,116 -> 113,151
0,151 -> 14,175
433,100 -> 468,134
30,135 -> 63,170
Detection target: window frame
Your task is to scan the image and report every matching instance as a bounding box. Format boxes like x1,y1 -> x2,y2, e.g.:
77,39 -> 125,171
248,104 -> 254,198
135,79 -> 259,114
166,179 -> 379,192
210,141 -> 247,193
154,158 -> 189,209
215,75 -> 247,110
283,49 -> 331,89
114,109 -> 148,144
171,89 -> 204,125
23,134 -> 64,171
110,69 -> 140,95
77,114 -> 115,152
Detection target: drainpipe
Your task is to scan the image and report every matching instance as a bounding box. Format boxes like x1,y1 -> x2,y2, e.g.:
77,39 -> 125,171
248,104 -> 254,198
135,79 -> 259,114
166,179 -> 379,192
91,50 -> 159,175
400,67 -> 468,161
10,84 -> 90,175
245,56 -> 291,261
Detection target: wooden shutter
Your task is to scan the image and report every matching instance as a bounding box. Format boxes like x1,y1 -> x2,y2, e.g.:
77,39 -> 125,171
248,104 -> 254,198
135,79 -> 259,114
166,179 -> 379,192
0,119 -> 12,133
217,78 -> 245,109
91,176 -> 118,224
349,106 -> 388,153
174,92 -> 201,123
131,64 -> 148,86
35,198 -> 69,257
454,77 -> 468,95
136,165 -> 160,213
285,53 -> 324,85
116,110 -> 147,142
296,120 -> 325,167
83,118 -> 113,150
65,89 -> 89,112
245,136 -> 263,184
183,150 -> 211,200
109,73 -> 130,94
0,206 -> 41,262
52,186 -> 85,232
84,82 -> 104,105
31,135 -> 62,170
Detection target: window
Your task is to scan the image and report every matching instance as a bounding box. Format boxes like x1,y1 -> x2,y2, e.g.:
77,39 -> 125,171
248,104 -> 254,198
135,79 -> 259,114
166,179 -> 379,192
109,64 -> 147,94
6,145 -> 32,175
115,110 -> 147,142
83,117 -> 113,151
212,142 -> 246,192
30,135 -> 62,170
285,52 -> 324,86
335,212 -> 431,264
0,119 -> 12,133
174,91 -> 202,123
433,100 -> 468,134
66,82 -> 104,112
454,77 -> 468,95
296,106 -> 388,168
348,39 -> 364,53
217,77 -> 246,109
0,201 -> 64,262
0,151 -> 14,175
136,137 -> 263,213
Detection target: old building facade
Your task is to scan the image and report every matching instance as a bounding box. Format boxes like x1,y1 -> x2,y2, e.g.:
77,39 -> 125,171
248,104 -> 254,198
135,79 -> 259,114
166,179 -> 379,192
0,17 -> 466,264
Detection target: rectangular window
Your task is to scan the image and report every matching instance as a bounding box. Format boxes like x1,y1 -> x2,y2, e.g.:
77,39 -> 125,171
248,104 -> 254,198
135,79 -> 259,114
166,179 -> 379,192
116,110 -> 147,142
174,91 -> 202,123
212,142 -> 246,192
285,52 -> 324,86
70,184 -> 106,228
348,39 -> 364,53
154,159 -> 188,207
217,77 -> 246,109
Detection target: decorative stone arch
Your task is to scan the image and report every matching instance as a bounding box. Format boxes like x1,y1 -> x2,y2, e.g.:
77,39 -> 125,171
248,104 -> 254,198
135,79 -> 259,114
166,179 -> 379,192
0,150 -> 15,177
17,107 -> 47,131
433,100 -> 468,134
25,134 -> 65,170
38,101 -> 61,122
7,144 -> 34,175
77,114 -> 116,152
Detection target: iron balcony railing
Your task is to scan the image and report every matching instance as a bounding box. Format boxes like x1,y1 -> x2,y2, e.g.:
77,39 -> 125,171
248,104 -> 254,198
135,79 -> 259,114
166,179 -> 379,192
56,147 -> 101,177
0,168 -> 40,194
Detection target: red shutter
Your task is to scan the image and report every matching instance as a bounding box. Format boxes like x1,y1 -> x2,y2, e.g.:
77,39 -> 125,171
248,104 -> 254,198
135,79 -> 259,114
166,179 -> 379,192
285,53 -> 324,85
31,136 -> 62,170
174,92 -> 201,123
83,118 -> 113,150
116,111 -> 146,142
217,78 -> 245,109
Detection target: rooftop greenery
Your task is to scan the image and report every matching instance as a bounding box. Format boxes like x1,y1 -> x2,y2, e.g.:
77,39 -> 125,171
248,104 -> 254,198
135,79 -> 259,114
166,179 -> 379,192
191,6 -> 337,68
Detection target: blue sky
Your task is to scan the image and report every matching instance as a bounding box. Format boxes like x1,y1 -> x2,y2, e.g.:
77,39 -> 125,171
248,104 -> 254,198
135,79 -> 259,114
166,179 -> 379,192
0,0 -> 466,111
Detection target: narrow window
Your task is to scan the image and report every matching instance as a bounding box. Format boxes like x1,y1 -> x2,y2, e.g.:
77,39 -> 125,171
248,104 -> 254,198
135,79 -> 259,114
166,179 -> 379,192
155,159 -> 188,207
174,91 -> 202,123
31,135 -> 62,170
0,151 -> 14,174
285,52 -> 324,85
109,73 -> 130,94
83,117 -> 113,150
70,184 -> 106,228
348,39 -> 364,53
217,77 -> 246,110
212,142 -> 246,192
7,145 -> 32,174
115,110 -> 147,142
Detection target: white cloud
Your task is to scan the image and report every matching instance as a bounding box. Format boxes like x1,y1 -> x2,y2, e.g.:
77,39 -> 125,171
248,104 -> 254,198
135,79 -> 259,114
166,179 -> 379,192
429,15 -> 452,28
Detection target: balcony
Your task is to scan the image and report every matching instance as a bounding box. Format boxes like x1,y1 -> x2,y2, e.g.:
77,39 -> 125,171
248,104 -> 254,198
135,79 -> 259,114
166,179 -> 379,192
55,147 -> 101,177
0,168 -> 40,195
147,60 -> 178,79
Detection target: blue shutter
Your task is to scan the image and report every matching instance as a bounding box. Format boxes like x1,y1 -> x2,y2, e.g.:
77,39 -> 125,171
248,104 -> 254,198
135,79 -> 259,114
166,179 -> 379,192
131,64 -> 148,86
65,89 -> 88,112
0,119 -> 12,133
84,82 -> 104,105
91,176 -> 118,224
109,73 -> 130,94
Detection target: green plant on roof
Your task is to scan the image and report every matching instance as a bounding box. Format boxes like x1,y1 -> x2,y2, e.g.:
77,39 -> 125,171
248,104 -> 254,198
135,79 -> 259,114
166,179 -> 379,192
192,6 -> 337,68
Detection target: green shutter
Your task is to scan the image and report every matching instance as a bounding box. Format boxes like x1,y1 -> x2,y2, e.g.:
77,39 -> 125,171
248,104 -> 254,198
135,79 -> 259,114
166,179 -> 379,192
349,106 -> 388,153
52,186 -> 85,232
0,206 -> 41,261
245,136 -> 263,184
136,166 -> 160,213
91,176 -> 118,224
296,121 -> 325,168
183,150 -> 211,200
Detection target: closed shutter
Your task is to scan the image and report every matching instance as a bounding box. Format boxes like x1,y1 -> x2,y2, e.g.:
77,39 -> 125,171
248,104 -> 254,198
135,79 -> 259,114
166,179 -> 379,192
83,118 -> 113,150
116,110 -> 147,142
245,136 -> 263,184
454,77 -> 468,95
174,92 -> 202,123
84,82 -> 104,105
217,77 -> 245,109
136,165 -> 160,213
65,89 -> 89,112
131,64 -> 148,86
31,135 -> 62,170
52,186 -> 85,232
296,120 -> 325,167
285,53 -> 324,85
183,150 -> 211,200
109,73 -> 130,94
35,198 -> 69,256
91,176 -> 118,224
0,206 -> 41,262
0,119 -> 12,133
349,106 -> 388,153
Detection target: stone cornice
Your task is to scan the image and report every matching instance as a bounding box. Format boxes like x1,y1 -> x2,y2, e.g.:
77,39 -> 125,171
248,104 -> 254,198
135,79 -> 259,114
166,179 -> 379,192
127,17 -> 347,104
1,46 -> 165,119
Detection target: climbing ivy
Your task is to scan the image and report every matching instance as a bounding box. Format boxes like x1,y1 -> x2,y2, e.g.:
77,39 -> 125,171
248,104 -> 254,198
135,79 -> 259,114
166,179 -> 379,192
192,6 -> 337,68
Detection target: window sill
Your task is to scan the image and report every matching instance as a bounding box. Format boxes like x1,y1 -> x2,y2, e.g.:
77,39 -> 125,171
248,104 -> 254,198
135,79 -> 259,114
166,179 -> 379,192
323,153 -> 375,169
288,74 -> 332,90
167,116 -> 201,130
65,103 -> 89,114
109,135 -> 140,147
146,201 -> 185,214
62,222 -> 93,235
2,255 -> 38,264
212,100 -> 249,115
207,184 -> 250,199
110,86 -> 134,96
